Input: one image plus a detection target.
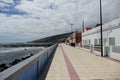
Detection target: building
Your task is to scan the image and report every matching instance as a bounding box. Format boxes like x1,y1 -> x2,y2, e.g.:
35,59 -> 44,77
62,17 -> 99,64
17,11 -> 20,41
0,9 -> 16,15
84,27 -> 92,32
82,18 -> 120,61
76,32 -> 82,44
66,32 -> 82,46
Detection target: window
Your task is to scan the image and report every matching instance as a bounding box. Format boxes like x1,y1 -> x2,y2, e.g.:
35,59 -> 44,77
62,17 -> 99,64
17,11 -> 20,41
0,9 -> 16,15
84,40 -> 86,45
94,39 -> 97,45
85,40 -> 87,45
99,39 -> 101,45
103,38 -> 107,45
89,40 -> 91,45
109,37 -> 115,46
83,40 -> 84,43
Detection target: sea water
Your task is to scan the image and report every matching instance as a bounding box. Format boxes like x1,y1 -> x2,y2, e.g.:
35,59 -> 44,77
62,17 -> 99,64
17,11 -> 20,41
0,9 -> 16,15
0,47 -> 45,64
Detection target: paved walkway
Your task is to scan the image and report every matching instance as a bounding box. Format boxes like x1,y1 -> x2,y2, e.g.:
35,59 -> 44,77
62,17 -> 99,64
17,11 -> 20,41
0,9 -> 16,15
45,43 -> 120,80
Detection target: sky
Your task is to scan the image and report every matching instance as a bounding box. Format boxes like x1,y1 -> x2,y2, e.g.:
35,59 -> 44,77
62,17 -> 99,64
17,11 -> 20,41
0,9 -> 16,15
0,0 -> 120,43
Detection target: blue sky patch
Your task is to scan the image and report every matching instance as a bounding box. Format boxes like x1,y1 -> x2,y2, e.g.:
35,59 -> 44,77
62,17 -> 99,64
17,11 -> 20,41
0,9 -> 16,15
0,0 -> 28,16
0,1 -> 12,5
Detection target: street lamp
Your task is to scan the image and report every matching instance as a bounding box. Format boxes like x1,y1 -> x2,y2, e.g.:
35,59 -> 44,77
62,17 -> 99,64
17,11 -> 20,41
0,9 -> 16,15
70,24 -> 74,32
100,0 -> 103,57
82,21 -> 84,32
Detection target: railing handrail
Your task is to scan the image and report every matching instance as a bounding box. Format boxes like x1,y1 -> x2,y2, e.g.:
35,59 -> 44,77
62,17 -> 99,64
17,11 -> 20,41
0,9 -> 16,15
0,44 -> 57,80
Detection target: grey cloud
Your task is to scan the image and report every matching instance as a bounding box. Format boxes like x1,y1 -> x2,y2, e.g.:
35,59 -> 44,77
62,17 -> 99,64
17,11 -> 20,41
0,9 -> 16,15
0,0 -> 120,42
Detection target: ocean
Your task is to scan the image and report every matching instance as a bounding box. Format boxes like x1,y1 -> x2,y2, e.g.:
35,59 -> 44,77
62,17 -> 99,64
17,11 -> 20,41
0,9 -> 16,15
0,47 -> 45,64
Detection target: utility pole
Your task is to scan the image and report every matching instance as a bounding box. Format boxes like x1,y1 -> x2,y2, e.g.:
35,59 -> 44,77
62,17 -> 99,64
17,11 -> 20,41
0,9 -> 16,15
70,24 -> 74,33
100,0 -> 103,57
82,21 -> 84,32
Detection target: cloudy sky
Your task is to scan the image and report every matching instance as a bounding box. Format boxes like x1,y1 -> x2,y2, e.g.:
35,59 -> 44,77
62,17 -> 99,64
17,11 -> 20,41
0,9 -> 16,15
0,0 -> 120,43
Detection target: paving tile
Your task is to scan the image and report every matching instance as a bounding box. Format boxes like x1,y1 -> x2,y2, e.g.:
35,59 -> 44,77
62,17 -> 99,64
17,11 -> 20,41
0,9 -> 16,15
45,43 -> 120,80
45,45 -> 70,80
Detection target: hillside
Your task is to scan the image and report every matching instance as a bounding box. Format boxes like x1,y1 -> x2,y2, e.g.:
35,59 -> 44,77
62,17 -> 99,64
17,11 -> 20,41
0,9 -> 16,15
28,32 -> 73,43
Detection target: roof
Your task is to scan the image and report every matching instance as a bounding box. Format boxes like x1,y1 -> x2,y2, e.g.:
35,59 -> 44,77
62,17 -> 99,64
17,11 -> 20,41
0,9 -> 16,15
82,18 -> 120,37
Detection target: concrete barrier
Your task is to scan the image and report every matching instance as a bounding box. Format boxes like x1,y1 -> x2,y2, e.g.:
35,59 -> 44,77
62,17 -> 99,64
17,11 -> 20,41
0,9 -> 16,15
0,44 -> 57,80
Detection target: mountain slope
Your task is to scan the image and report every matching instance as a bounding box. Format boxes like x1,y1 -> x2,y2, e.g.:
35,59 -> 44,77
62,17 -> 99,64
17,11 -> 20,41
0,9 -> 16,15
28,32 -> 73,43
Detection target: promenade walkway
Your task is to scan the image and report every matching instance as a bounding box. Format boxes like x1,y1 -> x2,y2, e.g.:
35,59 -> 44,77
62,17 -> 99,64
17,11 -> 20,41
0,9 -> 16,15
43,43 -> 120,80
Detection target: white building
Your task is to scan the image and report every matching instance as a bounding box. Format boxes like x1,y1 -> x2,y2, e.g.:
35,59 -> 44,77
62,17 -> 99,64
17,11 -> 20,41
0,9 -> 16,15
82,18 -> 120,61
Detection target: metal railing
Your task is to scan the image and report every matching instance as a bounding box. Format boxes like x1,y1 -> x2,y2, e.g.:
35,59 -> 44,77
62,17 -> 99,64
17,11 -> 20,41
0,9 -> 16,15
0,44 -> 58,80
83,45 -> 90,49
94,45 -> 101,52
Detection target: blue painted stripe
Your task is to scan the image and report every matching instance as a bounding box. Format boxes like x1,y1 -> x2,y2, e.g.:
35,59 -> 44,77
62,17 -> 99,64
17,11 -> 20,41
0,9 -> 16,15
16,63 -> 37,80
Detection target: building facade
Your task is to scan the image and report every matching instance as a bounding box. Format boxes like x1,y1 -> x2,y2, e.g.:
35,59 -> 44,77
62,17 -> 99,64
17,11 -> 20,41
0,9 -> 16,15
66,32 -> 82,46
82,18 -> 120,61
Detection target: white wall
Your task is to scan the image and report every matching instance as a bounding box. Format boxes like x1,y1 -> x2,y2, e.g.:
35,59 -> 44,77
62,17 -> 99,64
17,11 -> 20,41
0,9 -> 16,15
109,28 -> 120,46
82,18 -> 120,61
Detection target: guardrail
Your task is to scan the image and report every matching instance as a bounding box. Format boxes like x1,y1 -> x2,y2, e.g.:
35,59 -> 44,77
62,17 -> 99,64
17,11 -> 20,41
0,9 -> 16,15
83,45 -> 90,49
0,44 -> 58,80
94,45 -> 101,52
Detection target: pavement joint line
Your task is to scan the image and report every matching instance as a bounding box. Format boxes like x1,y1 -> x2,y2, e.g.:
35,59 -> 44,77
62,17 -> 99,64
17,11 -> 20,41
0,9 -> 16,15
60,45 -> 80,80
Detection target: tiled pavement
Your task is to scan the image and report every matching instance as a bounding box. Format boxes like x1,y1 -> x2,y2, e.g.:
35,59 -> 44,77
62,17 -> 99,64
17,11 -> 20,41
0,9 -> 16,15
45,43 -> 120,80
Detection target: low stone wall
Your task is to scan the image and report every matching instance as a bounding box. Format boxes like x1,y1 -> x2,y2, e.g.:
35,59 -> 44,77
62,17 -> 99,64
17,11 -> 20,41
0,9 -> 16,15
0,44 -> 57,80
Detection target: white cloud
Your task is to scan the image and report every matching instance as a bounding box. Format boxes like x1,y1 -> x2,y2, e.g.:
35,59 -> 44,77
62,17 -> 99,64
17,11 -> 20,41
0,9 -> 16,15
0,0 -> 13,3
0,3 -> 6,7
0,0 -> 120,42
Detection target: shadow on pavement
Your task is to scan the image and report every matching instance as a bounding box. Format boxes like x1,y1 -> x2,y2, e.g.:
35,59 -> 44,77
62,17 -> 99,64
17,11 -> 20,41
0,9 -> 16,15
39,49 -> 56,80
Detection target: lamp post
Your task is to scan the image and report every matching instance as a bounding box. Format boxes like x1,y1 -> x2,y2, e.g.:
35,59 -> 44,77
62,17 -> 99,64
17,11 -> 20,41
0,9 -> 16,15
82,21 -> 84,32
100,0 -> 103,57
70,24 -> 74,33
